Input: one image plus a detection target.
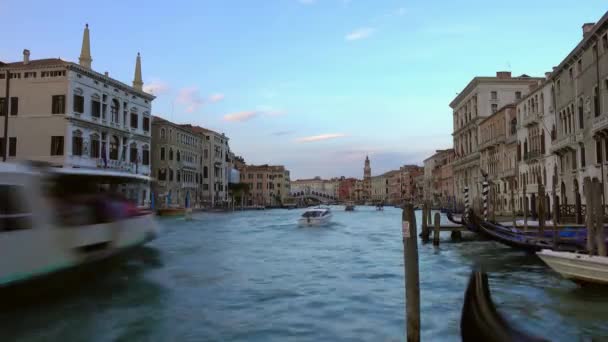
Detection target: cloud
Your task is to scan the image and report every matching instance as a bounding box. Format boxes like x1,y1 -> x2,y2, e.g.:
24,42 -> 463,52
176,87 -> 204,113
296,133 -> 348,143
223,111 -> 259,122
272,130 -> 295,136
345,27 -> 375,41
143,79 -> 169,95
208,93 -> 225,103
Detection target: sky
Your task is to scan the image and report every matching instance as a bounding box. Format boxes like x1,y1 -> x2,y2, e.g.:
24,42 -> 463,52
0,1 -> 606,179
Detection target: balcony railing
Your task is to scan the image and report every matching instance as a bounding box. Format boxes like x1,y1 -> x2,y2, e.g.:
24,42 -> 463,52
524,150 -> 541,162
521,113 -> 540,127
478,134 -> 506,150
593,115 -> 608,134
551,134 -> 576,153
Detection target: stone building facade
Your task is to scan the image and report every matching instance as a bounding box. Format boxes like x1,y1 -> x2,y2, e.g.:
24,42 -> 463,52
451,71 -> 544,209
0,24 -> 153,205
239,164 -> 291,206
478,104 -> 519,215
151,116 -> 204,208
549,17 -> 608,216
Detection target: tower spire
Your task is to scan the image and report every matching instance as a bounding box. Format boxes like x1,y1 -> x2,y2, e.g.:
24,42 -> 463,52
78,23 -> 92,69
133,52 -> 143,91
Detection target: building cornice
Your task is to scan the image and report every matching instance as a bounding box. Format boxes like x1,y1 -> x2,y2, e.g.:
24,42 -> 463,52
551,12 -> 608,79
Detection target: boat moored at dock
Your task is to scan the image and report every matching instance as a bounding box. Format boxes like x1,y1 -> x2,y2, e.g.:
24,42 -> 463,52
537,249 -> 608,285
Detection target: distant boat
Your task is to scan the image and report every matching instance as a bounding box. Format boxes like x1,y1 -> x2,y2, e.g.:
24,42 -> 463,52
345,202 -> 355,211
298,207 -> 332,226
537,249 -> 608,285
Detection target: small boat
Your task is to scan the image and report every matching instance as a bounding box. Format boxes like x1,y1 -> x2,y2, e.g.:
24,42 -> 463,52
461,270 -> 547,341
537,249 -> 608,285
298,207 -> 332,226
345,202 -> 355,211
0,163 -> 160,289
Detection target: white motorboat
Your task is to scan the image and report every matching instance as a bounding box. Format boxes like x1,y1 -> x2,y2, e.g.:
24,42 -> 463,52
298,207 -> 332,226
537,249 -> 608,285
0,163 -> 160,288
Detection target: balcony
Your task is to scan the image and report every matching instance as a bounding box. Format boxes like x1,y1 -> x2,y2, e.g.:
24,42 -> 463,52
521,113 -> 540,127
500,168 -> 516,179
551,134 -> 576,153
453,151 -> 480,169
478,134 -> 506,151
592,115 -> 608,135
523,150 -> 541,162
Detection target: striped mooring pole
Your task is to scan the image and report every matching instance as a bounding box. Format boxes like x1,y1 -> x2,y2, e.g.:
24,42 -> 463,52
482,181 -> 489,221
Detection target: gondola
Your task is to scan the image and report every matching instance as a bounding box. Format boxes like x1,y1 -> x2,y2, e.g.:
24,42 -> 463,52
461,270 -> 547,342
446,210 -> 464,225
449,210 -> 480,233
467,212 -> 585,253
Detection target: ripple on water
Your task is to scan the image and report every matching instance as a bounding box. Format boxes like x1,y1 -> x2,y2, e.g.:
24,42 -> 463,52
4,208 -> 608,341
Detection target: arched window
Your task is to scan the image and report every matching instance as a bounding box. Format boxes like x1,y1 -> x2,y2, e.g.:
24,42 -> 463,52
90,133 -> 100,158
161,128 -> 166,139
203,166 -> 208,178
177,150 -> 181,162
72,130 -> 83,156
111,99 -> 120,123
130,142 -> 138,163
177,170 -> 181,182
109,135 -> 119,160
160,147 -> 165,160
169,148 -> 174,160
169,169 -> 174,181
142,145 -> 150,165
91,93 -> 101,118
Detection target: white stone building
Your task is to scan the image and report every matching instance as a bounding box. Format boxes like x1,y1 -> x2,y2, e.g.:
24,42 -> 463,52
0,24 -> 154,205
451,72 -> 544,210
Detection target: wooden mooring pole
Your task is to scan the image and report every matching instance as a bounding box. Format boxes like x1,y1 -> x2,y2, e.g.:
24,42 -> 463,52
592,179 -> 606,256
433,212 -> 440,246
402,204 -> 420,342
537,177 -> 545,237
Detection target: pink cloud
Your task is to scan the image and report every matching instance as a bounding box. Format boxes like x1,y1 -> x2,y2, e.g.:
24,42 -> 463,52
209,93 -> 225,103
296,133 -> 348,143
176,87 -> 204,113
223,111 -> 259,122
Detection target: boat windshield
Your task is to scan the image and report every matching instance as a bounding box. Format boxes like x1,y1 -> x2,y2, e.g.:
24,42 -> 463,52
302,211 -> 324,218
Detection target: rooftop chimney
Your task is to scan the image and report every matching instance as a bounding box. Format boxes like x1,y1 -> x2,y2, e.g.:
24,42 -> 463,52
23,49 -> 30,64
583,23 -> 595,38
104,71 -> 109,77
496,71 -> 511,79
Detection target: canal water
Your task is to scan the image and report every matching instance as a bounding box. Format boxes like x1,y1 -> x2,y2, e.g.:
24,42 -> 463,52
2,206 -> 608,341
